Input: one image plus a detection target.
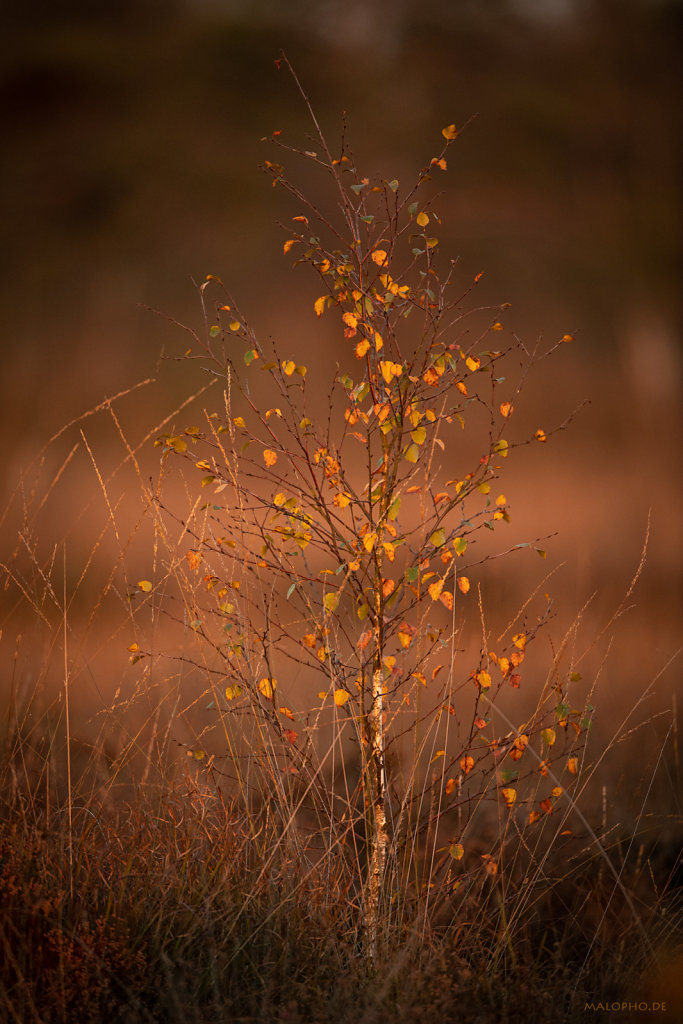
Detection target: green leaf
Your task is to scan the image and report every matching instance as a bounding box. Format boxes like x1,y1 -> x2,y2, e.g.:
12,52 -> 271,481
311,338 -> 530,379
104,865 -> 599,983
209,325 -> 221,337
405,566 -> 419,583
244,349 -> 257,366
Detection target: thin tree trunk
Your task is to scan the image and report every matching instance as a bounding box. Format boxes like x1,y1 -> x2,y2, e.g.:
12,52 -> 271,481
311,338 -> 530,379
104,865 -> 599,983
365,661 -> 388,959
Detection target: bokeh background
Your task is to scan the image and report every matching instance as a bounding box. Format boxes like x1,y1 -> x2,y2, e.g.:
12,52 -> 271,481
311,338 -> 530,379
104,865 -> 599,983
1,0 -> 681,818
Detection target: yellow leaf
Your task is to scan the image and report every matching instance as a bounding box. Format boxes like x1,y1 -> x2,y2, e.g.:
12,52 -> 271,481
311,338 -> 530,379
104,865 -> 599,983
233,416 -> 246,429
380,360 -> 403,384
456,381 -> 468,396
440,591 -> 453,611
229,321 -> 241,332
334,689 -> 351,706
274,492 -> 287,507
225,684 -> 243,701
355,338 -> 370,358
382,541 -> 395,561
138,580 -> 152,593
453,537 -> 467,556
491,321 -> 503,331
342,312 -> 358,330
333,491 -> 352,508
428,579 -> 444,601
416,211 -> 430,227
541,728 -> 556,747
318,692 -> 328,700
371,249 -> 388,266
411,672 -> 426,687
324,592 -> 340,613
430,750 -> 445,764
314,296 -> 327,317
410,426 -> 427,445
476,670 -> 491,690
534,429 -> 547,443
430,528 -> 446,547
465,356 -> 480,372
263,449 -> 278,467
496,494 -> 506,506
398,630 -> 413,649
282,359 -> 296,376
477,482 -> 490,494
512,633 -> 527,650
404,444 -> 420,463
457,576 -> 470,594
501,787 -> 517,808
127,642 -> 139,653
258,677 -> 277,699
442,124 -> 458,140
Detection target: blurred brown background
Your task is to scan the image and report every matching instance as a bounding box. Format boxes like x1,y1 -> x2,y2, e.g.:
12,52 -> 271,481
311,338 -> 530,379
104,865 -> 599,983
1,0 -> 681,809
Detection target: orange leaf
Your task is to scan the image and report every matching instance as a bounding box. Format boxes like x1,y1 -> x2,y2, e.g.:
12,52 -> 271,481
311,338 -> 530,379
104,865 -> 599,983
460,755 -> 475,775
371,249 -> 388,266
263,449 -> 278,467
457,576 -> 470,595
445,778 -> 457,796
186,550 -> 202,571
439,591 -> 453,611
500,401 -> 513,418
